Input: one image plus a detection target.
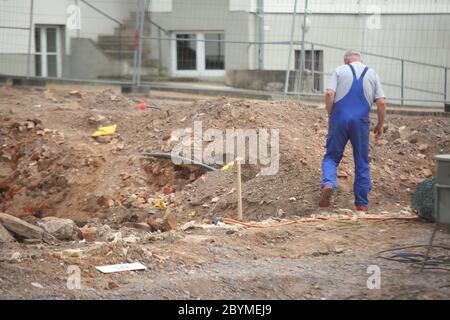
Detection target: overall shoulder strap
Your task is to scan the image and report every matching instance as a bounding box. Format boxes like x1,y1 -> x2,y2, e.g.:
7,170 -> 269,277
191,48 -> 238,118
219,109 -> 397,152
348,64 -> 356,79
360,66 -> 369,80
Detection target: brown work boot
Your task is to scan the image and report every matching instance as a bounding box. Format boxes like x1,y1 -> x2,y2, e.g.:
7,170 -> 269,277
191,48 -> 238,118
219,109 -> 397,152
355,204 -> 369,212
319,184 -> 334,207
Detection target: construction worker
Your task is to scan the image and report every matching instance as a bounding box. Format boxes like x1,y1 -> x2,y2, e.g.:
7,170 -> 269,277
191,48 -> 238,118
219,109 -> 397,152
320,49 -> 386,211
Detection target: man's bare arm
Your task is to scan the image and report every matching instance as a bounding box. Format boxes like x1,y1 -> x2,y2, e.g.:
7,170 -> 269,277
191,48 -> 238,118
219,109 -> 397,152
374,98 -> 386,141
325,89 -> 335,117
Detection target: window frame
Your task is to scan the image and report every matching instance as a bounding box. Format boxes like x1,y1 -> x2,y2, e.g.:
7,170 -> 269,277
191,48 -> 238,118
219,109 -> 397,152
171,31 -> 225,77
34,25 -> 62,78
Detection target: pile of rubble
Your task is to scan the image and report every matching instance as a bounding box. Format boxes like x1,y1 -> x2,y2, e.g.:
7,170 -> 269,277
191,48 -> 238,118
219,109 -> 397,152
1,87 -> 449,231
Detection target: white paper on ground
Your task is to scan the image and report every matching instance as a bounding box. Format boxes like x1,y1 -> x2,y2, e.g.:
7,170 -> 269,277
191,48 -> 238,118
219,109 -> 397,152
96,262 -> 147,273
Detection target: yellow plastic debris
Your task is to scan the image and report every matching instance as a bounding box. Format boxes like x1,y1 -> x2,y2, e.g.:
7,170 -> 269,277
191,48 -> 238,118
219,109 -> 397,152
153,200 -> 167,209
221,161 -> 235,171
92,124 -> 117,137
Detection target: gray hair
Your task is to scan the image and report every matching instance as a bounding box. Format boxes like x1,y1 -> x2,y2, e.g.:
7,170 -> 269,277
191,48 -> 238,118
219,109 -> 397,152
344,49 -> 361,59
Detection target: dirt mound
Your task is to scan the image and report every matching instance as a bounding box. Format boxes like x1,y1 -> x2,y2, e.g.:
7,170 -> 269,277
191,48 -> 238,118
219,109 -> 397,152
0,86 -> 449,226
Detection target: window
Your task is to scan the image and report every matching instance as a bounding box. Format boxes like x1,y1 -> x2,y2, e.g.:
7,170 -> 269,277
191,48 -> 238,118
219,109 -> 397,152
205,33 -> 224,70
173,32 -> 225,76
295,49 -> 323,92
176,34 -> 197,70
35,26 -> 62,77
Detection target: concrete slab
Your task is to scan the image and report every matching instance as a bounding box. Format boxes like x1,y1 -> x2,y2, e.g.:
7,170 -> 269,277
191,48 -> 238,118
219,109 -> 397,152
12,78 -> 47,87
121,84 -> 151,95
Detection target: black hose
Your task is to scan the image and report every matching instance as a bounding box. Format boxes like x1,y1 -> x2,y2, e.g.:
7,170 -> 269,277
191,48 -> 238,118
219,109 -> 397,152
141,152 -> 217,171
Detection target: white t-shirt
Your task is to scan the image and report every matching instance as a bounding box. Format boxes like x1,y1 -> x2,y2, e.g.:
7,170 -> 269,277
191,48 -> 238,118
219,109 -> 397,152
327,61 -> 385,105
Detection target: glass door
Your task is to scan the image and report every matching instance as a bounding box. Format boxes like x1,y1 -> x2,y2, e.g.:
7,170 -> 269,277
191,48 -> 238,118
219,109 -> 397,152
35,26 -> 61,77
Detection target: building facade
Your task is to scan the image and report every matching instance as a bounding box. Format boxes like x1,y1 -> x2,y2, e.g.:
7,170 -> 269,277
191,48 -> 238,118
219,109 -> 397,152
1,0 -> 449,105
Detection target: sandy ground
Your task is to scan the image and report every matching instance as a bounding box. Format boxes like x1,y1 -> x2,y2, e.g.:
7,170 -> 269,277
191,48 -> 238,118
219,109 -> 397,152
0,83 -> 449,299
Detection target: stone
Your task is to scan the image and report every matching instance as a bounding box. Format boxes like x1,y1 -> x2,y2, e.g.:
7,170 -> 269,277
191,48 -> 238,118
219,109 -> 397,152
337,170 -> 348,178
418,144 -> 429,152
9,252 -> 22,262
163,212 -> 177,231
398,126 -> 411,140
107,281 -> 119,290
147,212 -> 177,232
211,197 -> 220,203
422,168 -> 433,178
88,114 -> 106,125
108,232 -> 122,243
95,136 -> 112,144
79,227 -> 97,241
0,212 -> 44,240
69,90 -> 84,99
31,282 -> 44,289
163,187 -> 175,195
316,224 -> 327,231
37,217 -> 79,241
0,222 -> 16,242
130,222 -> 151,232
334,248 -> 344,254
61,249 -> 83,258
409,137 -> 418,144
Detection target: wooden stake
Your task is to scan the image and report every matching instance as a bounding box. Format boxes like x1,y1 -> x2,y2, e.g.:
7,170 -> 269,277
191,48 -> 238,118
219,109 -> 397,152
236,157 -> 243,221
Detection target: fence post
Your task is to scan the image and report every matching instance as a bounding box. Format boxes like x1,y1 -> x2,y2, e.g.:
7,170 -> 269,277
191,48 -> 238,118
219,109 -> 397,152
257,0 -> 264,70
26,0 -> 34,78
283,0 -> 298,95
298,0 -> 309,97
132,1 -> 140,86
311,42 -> 315,91
136,0 -> 146,87
75,0 -> 80,38
444,67 -> 448,103
401,59 -> 405,105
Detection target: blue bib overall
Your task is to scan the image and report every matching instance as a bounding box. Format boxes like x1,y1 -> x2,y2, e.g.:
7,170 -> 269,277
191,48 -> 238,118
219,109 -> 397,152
321,64 -> 371,206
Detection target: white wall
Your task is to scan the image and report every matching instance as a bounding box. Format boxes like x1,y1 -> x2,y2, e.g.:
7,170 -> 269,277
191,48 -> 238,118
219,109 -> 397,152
0,0 -> 136,54
230,0 -> 450,14
150,0 -> 173,12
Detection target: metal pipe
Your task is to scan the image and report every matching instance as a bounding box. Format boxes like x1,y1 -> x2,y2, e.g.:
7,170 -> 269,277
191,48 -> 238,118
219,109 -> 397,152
118,25 -> 122,73
236,157 -> 243,221
26,0 -> 34,79
445,68 -> 448,102
158,28 -> 163,76
283,0 -> 298,96
136,0 -> 145,86
132,0 -> 140,86
298,0 -> 309,97
257,0 -> 264,70
401,60 -> 405,105
311,42 -> 315,91
75,0 -> 80,38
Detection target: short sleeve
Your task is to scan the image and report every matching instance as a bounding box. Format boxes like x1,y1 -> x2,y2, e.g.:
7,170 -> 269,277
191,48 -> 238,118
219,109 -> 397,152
373,73 -> 385,100
327,70 -> 338,92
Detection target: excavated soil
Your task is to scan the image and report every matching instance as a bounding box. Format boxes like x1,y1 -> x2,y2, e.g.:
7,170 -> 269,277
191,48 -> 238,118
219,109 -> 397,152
1,85 -> 450,300
0,86 -> 448,226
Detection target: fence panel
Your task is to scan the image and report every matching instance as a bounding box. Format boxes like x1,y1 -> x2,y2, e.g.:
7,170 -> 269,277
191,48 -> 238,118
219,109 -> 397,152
1,0 -> 449,107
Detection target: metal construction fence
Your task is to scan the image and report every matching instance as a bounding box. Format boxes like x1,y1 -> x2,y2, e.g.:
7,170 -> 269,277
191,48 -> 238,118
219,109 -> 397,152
1,0 -> 449,107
